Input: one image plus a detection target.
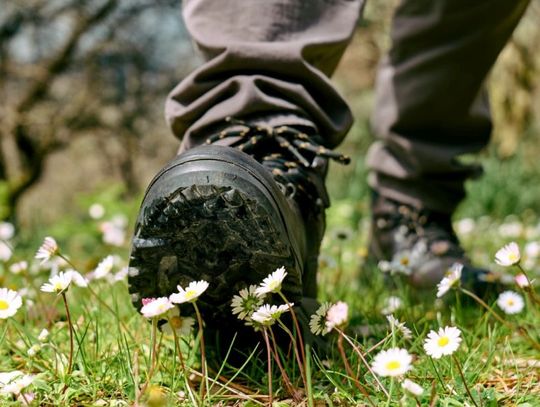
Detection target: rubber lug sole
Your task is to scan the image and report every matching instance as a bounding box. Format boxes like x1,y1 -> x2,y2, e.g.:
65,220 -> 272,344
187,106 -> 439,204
128,146 -> 304,325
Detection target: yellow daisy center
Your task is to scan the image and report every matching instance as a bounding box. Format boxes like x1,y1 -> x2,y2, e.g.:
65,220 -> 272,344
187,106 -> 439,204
400,257 -> 409,266
185,289 -> 197,300
508,253 -> 518,262
170,316 -> 183,329
268,281 -> 280,290
0,300 -> 9,310
507,299 -> 514,306
386,360 -> 401,371
54,282 -> 64,291
437,336 -> 449,347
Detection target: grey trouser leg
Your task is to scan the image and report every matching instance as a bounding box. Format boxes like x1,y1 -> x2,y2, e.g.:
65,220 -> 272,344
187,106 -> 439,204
368,0 -> 530,214
166,0 -> 364,152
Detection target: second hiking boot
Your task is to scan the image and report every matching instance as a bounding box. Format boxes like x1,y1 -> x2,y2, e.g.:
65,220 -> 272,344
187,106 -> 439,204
369,191 -> 489,290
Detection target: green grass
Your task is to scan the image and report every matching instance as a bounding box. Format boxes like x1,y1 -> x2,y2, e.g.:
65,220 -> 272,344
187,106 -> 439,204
1,190 -> 539,406
2,147 -> 540,405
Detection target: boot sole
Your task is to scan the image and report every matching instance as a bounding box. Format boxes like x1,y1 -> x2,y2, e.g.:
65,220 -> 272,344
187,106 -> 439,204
128,146 -> 303,323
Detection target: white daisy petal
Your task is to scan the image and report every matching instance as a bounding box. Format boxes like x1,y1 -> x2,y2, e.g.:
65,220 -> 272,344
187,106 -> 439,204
309,302 -> 331,336
67,270 -> 89,288
255,266 -> 287,297
386,315 -> 413,339
35,237 -> 59,264
381,296 -> 402,315
9,261 -> 27,275
140,297 -> 174,318
371,347 -> 412,377
495,242 -> 521,267
423,326 -> 462,359
325,301 -> 349,331
169,280 -> 209,304
436,263 -> 463,298
401,378 -> 423,396
0,373 -> 34,395
251,303 -> 291,326
231,285 -> 263,321
0,288 -> 23,319
497,291 -> 524,315
40,271 -> 72,294
93,255 -> 115,280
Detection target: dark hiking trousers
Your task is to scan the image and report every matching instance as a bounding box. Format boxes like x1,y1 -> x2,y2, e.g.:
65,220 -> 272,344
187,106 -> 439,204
165,0 -> 530,214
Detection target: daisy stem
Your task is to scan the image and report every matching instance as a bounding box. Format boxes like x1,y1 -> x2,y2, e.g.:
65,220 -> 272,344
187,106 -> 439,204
336,332 -> 376,407
20,391 -> 31,406
268,327 -> 299,400
168,317 -> 187,376
139,317 -> 158,399
305,344 -> 314,407
385,379 -> 394,407
276,319 -> 308,390
262,328 -> 273,407
452,355 -> 479,407
57,253 -> 77,270
57,252 -> 134,340
516,264 -> 540,306
460,287 -> 540,350
61,292 -> 74,392
427,356 -> 446,391
459,287 -> 510,327
277,292 -> 307,375
87,284 -> 134,340
335,328 -> 389,398
192,302 -> 207,400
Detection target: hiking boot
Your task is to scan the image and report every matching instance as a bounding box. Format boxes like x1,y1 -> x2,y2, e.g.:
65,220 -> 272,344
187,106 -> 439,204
128,119 -> 349,335
368,191 -> 489,290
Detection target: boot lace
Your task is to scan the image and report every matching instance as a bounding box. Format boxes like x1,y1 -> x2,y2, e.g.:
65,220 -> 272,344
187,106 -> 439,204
205,118 -> 350,211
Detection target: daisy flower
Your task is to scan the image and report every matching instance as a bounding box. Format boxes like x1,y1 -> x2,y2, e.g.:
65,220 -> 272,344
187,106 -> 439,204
141,297 -> 155,306
381,296 -> 402,315
401,378 -> 423,396
0,222 -> 15,240
93,255 -> 115,280
40,271 -> 72,294
497,291 -> 524,314
0,288 -> 22,319
231,285 -> 263,321
9,261 -> 27,275
386,315 -> 412,339
27,345 -> 41,357
390,250 -> 413,275
515,274 -> 530,288
162,308 -> 195,336
89,203 -> 105,219
251,303 -> 291,326
495,242 -> 521,266
255,266 -> 287,296
309,302 -> 331,336
169,280 -> 209,304
424,326 -> 462,359
0,242 -> 12,262
35,237 -> 59,264
140,297 -> 174,318
371,347 -> 412,377
436,263 -> 463,298
38,329 -> 49,342
0,373 -> 34,395
326,301 -> 348,330
113,267 -> 129,282
67,270 -> 89,288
